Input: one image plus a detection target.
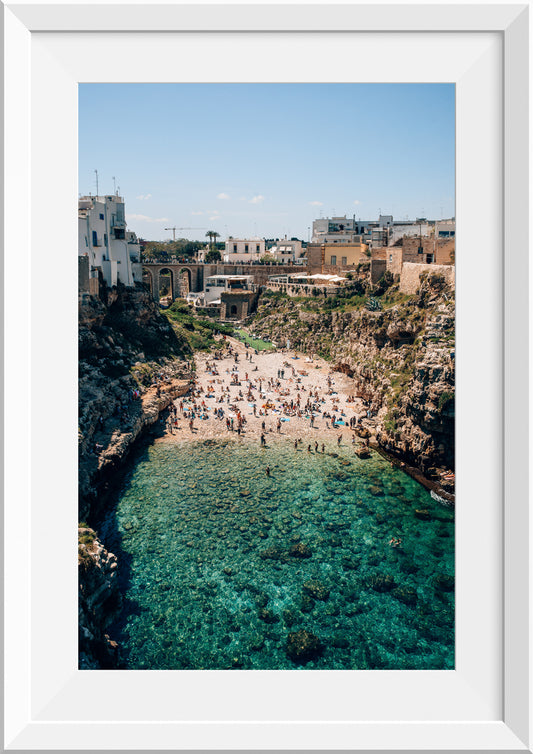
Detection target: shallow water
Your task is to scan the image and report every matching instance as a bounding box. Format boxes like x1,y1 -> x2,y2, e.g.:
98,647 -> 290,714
101,438 -> 454,669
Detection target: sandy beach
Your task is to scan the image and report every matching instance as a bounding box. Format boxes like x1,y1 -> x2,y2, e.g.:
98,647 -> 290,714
156,336 -> 376,447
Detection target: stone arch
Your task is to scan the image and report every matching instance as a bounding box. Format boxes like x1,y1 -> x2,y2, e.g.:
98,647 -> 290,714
178,267 -> 192,297
158,268 -> 174,304
229,304 -> 238,317
142,267 -> 154,296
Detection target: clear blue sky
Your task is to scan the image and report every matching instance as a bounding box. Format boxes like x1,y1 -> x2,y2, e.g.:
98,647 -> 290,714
79,84 -> 455,242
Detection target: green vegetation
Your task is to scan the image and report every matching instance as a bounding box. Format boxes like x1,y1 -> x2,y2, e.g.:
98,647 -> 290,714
383,407 -> 400,434
205,230 -> 220,252
163,300 -> 234,352
380,290 -> 414,309
78,524 -> 98,568
205,249 -> 221,263
438,391 -> 454,413
142,239 -> 204,262
234,329 -> 276,351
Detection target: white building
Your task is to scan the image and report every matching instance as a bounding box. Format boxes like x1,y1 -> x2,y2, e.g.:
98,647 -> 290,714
187,274 -> 254,308
78,195 -> 142,287
312,214 -> 394,244
268,238 -> 304,264
223,238 -> 265,263
388,220 -> 431,246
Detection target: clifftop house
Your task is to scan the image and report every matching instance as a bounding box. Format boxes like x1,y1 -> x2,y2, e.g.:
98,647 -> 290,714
78,194 -> 142,289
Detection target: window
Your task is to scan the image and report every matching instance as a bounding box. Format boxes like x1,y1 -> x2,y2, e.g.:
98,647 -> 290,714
99,213 -> 104,220
256,245 -> 260,252
389,254 -> 393,262
330,255 -> 337,265
92,230 -> 98,246
341,257 -> 347,266
233,244 -> 237,252
245,245 -> 249,252
85,237 -> 88,247
104,233 -> 108,246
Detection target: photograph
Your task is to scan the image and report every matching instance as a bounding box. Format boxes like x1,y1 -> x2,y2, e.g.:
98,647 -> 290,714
78,83 -> 456,671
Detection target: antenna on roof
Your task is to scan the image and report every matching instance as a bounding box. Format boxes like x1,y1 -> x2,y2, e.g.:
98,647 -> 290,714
112,176 -> 117,195
94,169 -> 99,197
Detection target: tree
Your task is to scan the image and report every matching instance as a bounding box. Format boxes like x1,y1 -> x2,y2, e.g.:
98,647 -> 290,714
206,230 -> 220,251
205,249 -> 221,263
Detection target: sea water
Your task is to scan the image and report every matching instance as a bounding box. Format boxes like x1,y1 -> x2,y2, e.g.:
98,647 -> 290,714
100,439 -> 454,669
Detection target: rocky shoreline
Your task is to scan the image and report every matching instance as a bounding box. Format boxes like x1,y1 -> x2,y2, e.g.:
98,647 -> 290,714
78,284 -> 193,666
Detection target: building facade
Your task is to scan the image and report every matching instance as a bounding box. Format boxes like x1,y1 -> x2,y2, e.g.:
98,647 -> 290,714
223,238 -> 265,263
78,195 -> 142,288
268,238 -> 304,264
434,219 -> 456,238
386,237 -> 455,276
312,214 -> 394,245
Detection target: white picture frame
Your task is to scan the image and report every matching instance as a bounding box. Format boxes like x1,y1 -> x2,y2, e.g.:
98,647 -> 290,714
3,2 -> 530,751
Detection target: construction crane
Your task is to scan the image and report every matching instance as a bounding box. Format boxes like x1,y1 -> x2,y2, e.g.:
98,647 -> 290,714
164,226 -> 206,242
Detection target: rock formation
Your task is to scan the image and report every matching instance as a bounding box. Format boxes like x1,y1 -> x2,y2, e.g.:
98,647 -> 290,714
78,284 -> 192,520
78,525 -> 122,668
78,283 -> 192,667
250,273 -> 455,486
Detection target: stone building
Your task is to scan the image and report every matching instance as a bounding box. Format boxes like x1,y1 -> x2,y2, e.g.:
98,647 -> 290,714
305,242 -> 368,272
220,290 -> 259,320
386,237 -> 455,276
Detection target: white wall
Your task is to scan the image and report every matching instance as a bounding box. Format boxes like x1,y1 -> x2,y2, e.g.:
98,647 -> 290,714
224,238 -> 265,262
78,195 -> 139,287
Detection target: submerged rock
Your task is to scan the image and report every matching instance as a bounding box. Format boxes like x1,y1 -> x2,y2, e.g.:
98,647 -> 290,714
286,629 -> 323,664
289,542 -> 312,559
369,574 -> 395,593
258,608 -> 279,624
392,586 -> 418,605
299,594 -> 315,613
434,573 -> 454,592
303,579 -> 330,601
259,546 -> 285,561
282,608 -> 298,626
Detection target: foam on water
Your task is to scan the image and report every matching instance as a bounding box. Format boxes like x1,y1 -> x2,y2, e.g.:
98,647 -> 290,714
100,438 -> 455,669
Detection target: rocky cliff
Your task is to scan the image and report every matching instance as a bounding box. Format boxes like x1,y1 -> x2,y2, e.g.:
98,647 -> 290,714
78,525 -> 122,668
78,284 -> 192,521
78,284 -> 194,668
251,273 -> 455,491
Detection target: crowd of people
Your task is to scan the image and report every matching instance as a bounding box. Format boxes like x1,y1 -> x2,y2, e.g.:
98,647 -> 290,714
160,335 -> 375,449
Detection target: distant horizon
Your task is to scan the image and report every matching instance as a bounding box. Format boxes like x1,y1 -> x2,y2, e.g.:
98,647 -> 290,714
79,83 -> 455,242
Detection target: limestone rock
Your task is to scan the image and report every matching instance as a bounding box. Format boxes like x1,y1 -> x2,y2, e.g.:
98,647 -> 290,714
286,629 -> 323,664
303,579 -> 330,601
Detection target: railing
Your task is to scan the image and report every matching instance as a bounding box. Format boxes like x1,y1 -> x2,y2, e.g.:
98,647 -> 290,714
266,282 -> 344,297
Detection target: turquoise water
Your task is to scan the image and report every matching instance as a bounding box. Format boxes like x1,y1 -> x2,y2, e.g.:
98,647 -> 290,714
101,439 -> 454,669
